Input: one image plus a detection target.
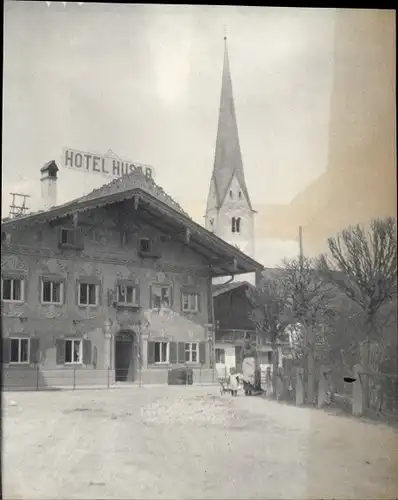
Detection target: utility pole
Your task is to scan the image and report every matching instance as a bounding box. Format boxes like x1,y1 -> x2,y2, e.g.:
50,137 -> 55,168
298,225 -> 315,404
298,225 -> 304,262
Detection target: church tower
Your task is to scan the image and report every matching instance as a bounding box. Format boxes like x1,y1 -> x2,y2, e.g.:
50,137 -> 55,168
205,36 -> 256,278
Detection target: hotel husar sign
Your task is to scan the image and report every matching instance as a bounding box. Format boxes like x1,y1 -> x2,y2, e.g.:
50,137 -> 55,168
63,148 -> 154,179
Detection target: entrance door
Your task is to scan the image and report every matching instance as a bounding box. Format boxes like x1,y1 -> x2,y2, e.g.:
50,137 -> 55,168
115,332 -> 135,382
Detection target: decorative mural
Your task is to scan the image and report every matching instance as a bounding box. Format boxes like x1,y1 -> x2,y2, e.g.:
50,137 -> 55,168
1,254 -> 27,272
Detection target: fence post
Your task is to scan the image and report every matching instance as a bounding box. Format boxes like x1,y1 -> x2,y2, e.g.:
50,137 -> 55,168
36,366 -> 40,391
73,368 -> 76,390
296,368 -> 304,405
107,367 -> 110,389
317,365 -> 329,408
266,366 -> 272,396
352,364 -> 364,417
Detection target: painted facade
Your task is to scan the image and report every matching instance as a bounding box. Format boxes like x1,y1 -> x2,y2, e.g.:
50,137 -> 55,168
2,170 -> 263,389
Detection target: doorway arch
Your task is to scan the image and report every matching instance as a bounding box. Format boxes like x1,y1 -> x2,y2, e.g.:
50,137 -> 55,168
114,330 -> 136,382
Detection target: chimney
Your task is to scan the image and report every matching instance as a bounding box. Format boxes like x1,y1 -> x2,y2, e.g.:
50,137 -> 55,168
40,160 -> 59,210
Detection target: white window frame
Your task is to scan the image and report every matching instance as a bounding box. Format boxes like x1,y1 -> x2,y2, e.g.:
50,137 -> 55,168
64,338 -> 83,365
1,277 -> 25,303
41,279 -> 64,305
9,337 -> 30,364
116,284 -> 138,306
182,292 -> 199,313
78,282 -> 99,307
184,342 -> 199,363
154,341 -> 169,364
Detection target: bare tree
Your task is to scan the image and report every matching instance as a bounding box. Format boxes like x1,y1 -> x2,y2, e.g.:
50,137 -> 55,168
317,217 -> 397,407
246,277 -> 290,398
282,256 -> 335,403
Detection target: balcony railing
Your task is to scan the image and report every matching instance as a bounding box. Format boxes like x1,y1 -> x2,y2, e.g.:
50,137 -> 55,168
215,329 -> 292,349
215,329 -> 258,344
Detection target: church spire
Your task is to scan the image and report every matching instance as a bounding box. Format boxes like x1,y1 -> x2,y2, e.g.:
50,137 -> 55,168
208,35 -> 252,211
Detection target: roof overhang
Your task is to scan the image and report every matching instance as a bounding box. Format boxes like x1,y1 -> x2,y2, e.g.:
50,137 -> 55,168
2,188 -> 264,278
212,280 -> 256,298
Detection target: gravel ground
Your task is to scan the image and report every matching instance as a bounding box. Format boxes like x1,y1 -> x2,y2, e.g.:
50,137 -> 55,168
3,386 -> 398,499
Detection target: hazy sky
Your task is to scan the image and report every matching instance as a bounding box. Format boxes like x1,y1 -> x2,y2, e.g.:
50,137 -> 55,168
2,2 -> 336,222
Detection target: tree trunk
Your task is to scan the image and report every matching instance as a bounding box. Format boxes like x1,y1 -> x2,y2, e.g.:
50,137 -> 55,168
272,340 -> 278,399
307,326 -> 315,404
362,317 -> 374,410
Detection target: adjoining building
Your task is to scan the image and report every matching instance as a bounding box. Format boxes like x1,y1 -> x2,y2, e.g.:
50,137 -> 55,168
1,161 -> 263,389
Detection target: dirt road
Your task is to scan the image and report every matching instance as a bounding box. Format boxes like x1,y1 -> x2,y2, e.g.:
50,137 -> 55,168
3,386 -> 398,499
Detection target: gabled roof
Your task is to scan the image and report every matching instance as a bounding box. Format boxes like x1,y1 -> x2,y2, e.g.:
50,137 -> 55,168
212,280 -> 255,297
2,168 -> 264,278
208,37 -> 253,211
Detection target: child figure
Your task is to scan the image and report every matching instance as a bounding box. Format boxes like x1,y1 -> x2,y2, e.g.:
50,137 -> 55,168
229,367 -> 239,396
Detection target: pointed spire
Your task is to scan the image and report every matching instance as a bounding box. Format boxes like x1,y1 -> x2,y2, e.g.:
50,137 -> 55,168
209,35 -> 252,210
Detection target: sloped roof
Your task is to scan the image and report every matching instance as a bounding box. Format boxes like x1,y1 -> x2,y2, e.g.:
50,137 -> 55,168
212,280 -> 255,297
77,169 -> 190,217
1,167 -> 189,224
208,38 -> 253,210
2,166 -> 264,278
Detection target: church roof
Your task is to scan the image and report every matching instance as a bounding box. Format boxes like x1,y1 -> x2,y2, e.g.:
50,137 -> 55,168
209,37 -> 253,210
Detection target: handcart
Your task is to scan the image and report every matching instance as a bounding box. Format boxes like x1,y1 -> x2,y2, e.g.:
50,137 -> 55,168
219,376 -> 239,396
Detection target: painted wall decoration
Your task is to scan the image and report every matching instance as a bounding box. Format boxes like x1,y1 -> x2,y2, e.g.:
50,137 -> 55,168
1,254 -> 27,272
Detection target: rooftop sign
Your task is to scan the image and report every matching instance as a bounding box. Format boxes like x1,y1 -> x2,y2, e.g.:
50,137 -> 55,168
63,148 -> 154,180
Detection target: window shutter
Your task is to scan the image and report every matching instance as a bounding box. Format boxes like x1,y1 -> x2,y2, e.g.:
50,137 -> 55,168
93,346 -> 98,368
56,339 -> 65,365
2,338 -> 10,363
147,341 -> 155,365
178,342 -> 185,364
197,293 -> 201,312
30,338 -> 40,364
75,228 -> 84,250
83,339 -> 92,365
149,285 -> 153,309
135,285 -> 140,306
169,342 -> 177,364
199,342 -> 206,365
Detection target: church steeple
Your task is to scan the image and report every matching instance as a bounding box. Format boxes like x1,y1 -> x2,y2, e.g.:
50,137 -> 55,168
205,36 -> 255,264
207,35 -> 253,212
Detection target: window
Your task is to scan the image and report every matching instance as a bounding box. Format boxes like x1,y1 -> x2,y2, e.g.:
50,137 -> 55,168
185,342 -> 198,363
154,341 -> 169,363
139,238 -> 151,252
78,283 -> 98,306
41,279 -> 63,305
117,284 -> 138,306
151,285 -> 171,309
239,191 -> 242,199
182,292 -> 199,312
61,228 -> 74,245
229,190 -> 233,198
232,217 -> 241,233
1,277 -> 24,302
65,339 -> 82,364
215,348 -> 225,364
10,338 -> 29,363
